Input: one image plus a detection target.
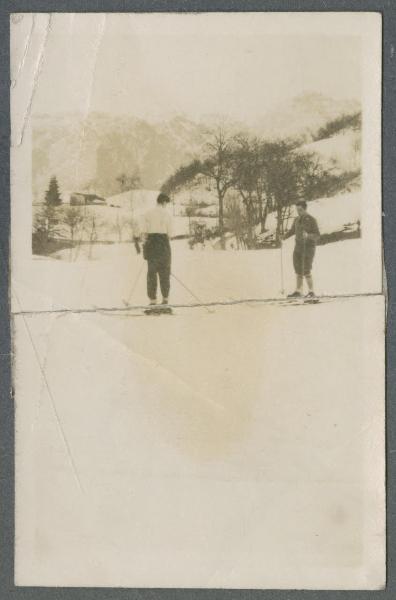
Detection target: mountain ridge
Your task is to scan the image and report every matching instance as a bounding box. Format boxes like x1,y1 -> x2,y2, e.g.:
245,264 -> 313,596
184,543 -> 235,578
32,92 -> 361,201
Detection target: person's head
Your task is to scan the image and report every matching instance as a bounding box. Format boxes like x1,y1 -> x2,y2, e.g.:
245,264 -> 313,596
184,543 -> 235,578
295,200 -> 307,216
157,193 -> 171,206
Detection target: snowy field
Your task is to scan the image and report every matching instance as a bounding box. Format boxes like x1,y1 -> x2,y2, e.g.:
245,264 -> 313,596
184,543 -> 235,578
24,189 -> 366,312
18,236 -> 365,313
15,294 -> 384,587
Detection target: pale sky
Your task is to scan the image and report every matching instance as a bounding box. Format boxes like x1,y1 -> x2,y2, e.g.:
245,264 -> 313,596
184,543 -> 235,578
31,13 -> 362,123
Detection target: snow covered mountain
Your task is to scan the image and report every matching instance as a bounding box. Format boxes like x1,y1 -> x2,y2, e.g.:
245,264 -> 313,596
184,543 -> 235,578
32,93 -> 360,203
255,93 -> 360,142
32,113 -> 207,202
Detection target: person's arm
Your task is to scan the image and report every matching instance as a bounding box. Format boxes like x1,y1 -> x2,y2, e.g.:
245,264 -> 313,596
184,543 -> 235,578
131,217 -> 141,253
283,219 -> 296,240
304,216 -> 320,243
166,213 -> 173,238
140,214 -> 148,244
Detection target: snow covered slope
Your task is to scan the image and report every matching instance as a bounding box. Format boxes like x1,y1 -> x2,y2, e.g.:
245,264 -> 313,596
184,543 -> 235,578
24,232 -> 364,313
302,129 -> 361,173
264,191 -> 361,237
15,294 -> 384,587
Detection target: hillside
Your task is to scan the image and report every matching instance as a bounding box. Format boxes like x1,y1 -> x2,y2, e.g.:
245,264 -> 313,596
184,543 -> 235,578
32,113 -> 206,202
302,129 -> 360,174
255,93 -> 360,142
32,92 -> 360,204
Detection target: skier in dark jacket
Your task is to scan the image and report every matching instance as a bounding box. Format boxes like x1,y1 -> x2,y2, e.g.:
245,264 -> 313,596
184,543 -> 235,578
141,193 -> 173,306
283,200 -> 320,298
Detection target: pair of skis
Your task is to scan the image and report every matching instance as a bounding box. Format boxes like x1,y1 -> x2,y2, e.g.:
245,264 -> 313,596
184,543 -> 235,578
113,295 -> 331,320
283,295 -> 320,306
142,295 -> 320,316
143,305 -> 173,316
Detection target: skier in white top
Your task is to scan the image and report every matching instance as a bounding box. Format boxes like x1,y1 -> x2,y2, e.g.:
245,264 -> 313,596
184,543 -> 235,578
141,193 -> 173,306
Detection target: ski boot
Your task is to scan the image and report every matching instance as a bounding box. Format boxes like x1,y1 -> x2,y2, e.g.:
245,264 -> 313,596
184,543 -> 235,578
304,291 -> 319,304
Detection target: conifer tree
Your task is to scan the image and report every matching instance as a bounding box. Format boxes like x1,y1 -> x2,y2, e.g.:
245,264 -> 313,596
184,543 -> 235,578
45,176 -> 62,206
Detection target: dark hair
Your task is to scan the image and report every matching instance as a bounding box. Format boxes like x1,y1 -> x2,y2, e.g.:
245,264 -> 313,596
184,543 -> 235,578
157,193 -> 170,205
296,200 -> 307,209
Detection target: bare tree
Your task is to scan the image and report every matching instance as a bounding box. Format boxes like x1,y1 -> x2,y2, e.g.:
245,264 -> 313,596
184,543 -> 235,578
111,213 -> 129,242
161,127 -> 235,248
161,128 -> 329,250
68,209 -> 106,260
32,204 -> 64,255
61,206 -> 85,244
33,204 -> 63,242
60,206 -> 86,260
185,199 -> 199,236
256,140 -> 312,242
224,196 -> 248,250
200,127 -> 235,247
231,135 -> 264,246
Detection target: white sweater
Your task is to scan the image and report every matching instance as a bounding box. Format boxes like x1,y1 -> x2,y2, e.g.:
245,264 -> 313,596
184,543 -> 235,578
141,205 -> 173,237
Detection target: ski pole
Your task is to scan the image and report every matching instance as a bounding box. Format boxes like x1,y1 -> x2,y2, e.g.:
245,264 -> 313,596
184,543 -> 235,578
123,261 -> 145,307
279,239 -> 285,296
171,272 -> 214,313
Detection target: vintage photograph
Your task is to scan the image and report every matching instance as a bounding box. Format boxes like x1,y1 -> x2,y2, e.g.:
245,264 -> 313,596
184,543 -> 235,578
23,13 -> 378,309
11,12 -> 384,589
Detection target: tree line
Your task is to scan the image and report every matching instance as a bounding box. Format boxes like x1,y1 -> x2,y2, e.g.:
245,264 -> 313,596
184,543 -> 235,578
33,176 -> 138,258
161,124 -> 360,249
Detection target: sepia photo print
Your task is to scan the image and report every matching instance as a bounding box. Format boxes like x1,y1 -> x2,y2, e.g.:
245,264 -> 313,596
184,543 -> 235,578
11,12 -> 384,590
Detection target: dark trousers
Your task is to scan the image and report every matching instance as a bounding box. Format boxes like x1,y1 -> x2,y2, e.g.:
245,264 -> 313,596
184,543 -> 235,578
144,234 -> 171,300
147,257 -> 171,300
293,243 -> 316,276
